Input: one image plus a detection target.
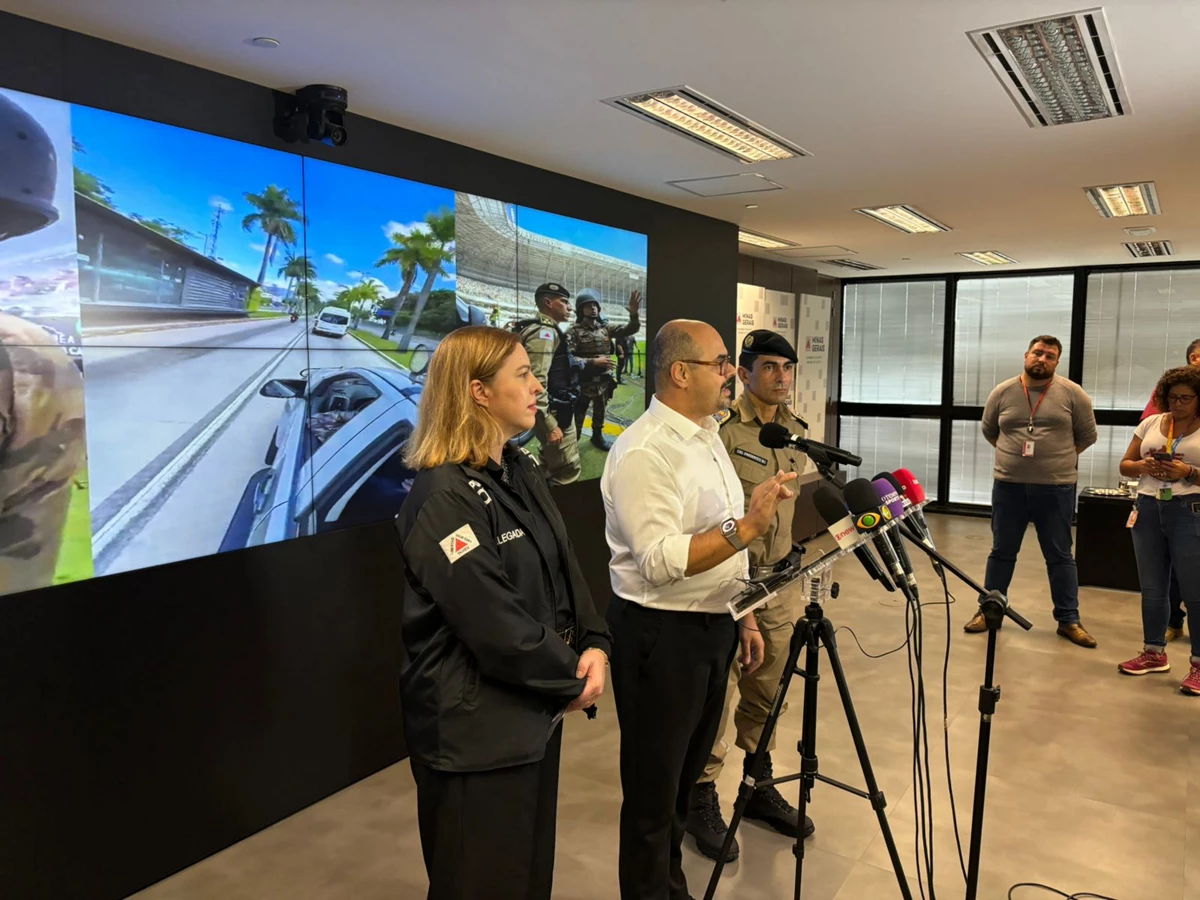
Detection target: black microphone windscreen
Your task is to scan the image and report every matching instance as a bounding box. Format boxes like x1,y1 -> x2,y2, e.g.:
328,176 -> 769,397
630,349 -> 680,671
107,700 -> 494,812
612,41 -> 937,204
758,422 -> 789,449
813,483 -> 849,524
844,479 -> 884,516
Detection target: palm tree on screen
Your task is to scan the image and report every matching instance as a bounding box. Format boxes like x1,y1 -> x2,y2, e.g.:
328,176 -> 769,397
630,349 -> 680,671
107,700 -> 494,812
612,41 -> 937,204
279,253 -> 317,305
242,185 -> 302,286
397,209 -> 456,352
375,229 -> 428,341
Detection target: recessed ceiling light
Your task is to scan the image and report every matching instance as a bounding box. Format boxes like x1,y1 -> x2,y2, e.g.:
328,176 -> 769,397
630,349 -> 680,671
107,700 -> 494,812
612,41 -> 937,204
604,85 -> 809,164
855,205 -> 951,234
1124,226 -> 1156,237
1124,240 -> 1173,258
738,230 -> 796,250
745,204 -> 759,209
820,258 -> 885,271
246,36 -> 281,48
958,251 -> 1018,266
1084,182 -> 1160,217
967,8 -> 1129,128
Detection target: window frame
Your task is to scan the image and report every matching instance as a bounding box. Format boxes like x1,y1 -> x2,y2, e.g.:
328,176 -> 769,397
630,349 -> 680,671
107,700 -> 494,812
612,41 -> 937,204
835,260 -> 1200,513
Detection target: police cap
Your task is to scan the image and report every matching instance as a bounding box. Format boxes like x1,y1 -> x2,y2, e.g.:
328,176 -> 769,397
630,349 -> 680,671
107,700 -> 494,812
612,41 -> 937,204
534,282 -> 570,301
739,329 -> 797,364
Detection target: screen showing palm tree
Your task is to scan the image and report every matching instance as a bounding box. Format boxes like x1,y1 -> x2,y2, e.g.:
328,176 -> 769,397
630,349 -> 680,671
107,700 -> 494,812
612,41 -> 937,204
0,85 -> 647,599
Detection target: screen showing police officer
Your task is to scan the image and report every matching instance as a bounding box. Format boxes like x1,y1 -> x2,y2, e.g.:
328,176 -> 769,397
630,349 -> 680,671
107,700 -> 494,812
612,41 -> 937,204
0,88 -> 91,595
455,195 -> 648,482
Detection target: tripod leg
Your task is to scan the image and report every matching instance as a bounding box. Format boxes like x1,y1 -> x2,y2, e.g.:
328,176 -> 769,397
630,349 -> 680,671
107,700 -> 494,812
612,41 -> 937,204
817,619 -> 915,900
703,618 -> 810,900
791,612 -> 823,900
965,627 -> 1000,900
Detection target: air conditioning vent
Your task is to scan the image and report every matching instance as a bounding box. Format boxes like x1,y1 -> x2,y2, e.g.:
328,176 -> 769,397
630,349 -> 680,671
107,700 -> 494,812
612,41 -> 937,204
820,259 -> 884,271
1123,240 -> 1173,258
968,8 -> 1129,127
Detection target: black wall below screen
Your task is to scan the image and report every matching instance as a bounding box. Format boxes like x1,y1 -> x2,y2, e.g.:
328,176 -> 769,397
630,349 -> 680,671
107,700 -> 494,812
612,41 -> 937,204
0,12 -> 735,899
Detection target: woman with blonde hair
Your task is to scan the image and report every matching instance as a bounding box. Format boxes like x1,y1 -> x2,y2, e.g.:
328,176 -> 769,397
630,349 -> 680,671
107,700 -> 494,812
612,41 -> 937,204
395,326 -> 611,900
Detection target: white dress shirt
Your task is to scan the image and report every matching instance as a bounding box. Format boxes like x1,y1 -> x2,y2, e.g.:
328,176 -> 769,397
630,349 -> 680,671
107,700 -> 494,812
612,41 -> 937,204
602,395 -> 748,614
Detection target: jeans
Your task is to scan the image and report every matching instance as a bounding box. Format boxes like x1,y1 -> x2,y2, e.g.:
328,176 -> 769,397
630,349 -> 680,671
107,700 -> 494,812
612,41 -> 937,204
985,481 -> 1080,625
1129,494 -> 1200,658
1168,569 -> 1186,630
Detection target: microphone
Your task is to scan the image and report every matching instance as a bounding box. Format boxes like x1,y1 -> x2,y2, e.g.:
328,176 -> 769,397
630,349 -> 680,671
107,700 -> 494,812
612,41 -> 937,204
872,476 -> 919,594
759,423 -> 863,468
843,478 -> 914,601
812,483 -> 895,592
891,468 -> 935,548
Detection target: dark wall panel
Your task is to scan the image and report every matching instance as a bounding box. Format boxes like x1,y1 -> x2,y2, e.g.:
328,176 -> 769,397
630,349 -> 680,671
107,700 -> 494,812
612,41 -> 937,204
0,11 -> 735,900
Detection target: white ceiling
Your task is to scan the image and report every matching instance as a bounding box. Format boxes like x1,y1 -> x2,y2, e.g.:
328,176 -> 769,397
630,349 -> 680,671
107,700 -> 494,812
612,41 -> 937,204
5,0 -> 1200,278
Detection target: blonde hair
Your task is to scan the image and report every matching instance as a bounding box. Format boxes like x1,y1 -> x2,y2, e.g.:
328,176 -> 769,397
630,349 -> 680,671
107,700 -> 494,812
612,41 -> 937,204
404,326 -> 522,470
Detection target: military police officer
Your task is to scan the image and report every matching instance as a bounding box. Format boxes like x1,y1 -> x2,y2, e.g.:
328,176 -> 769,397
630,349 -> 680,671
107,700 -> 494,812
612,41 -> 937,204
566,288 -> 640,451
686,329 -> 815,860
516,283 -> 582,485
0,91 -> 88,593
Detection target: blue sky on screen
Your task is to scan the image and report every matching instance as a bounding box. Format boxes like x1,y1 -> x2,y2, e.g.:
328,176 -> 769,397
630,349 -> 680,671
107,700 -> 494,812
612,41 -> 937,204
70,105 -> 303,287
517,206 -> 647,267
69,106 -> 457,298
302,158 -> 456,298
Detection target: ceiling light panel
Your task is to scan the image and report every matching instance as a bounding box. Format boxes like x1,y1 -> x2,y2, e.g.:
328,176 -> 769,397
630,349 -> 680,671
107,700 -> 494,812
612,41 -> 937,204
958,251 -> 1018,266
855,205 -> 951,234
1124,240 -> 1173,258
604,86 -> 809,164
667,173 -> 785,197
820,259 -> 884,271
968,8 -> 1129,128
738,230 -> 796,250
1084,182 -> 1160,217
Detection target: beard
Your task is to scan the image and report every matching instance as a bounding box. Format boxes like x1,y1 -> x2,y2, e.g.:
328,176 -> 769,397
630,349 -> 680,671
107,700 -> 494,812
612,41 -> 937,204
1024,362 -> 1050,380
718,376 -> 736,410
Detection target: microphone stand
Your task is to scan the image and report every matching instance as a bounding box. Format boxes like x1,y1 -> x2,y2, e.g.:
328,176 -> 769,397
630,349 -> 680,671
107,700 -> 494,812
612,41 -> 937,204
897,524 -> 1032,900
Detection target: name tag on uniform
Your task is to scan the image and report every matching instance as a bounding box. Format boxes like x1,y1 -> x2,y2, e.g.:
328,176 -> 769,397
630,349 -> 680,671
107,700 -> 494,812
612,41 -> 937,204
1022,440 -> 1035,458
734,447 -> 769,466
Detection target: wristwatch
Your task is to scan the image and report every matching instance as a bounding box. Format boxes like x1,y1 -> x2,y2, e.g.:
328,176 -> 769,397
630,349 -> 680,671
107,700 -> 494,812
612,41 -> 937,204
721,517 -> 747,551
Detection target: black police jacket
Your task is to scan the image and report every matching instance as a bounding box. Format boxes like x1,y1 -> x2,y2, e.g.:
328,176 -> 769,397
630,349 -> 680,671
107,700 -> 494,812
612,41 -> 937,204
395,447 -> 611,772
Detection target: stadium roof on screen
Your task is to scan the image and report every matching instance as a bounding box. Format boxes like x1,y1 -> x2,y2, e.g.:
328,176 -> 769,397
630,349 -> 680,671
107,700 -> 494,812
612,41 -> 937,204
456,192 -> 646,307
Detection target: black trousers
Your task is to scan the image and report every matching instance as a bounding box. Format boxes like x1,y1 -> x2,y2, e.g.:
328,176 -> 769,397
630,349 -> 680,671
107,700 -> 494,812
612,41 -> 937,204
574,390 -> 607,441
410,723 -> 563,900
607,596 -> 738,900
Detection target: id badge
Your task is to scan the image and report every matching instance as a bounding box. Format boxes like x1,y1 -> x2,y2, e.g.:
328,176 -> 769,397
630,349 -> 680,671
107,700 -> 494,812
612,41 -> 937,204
1158,486 -> 1173,502
1126,507 -> 1138,528
1022,440 -> 1035,458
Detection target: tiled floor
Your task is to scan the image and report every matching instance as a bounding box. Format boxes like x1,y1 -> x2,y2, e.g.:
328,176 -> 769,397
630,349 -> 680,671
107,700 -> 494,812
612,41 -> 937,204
133,514 -> 1198,900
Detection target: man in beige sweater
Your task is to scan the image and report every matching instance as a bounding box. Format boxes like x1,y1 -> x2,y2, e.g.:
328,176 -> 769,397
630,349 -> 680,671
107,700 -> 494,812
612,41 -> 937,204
971,335 -> 1099,648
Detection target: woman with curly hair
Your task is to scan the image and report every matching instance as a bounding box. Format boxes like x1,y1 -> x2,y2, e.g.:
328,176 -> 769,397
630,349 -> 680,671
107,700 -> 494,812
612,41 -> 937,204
1117,365 -> 1200,695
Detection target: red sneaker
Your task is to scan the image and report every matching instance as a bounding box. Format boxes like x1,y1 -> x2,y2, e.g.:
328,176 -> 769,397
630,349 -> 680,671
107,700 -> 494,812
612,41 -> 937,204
1117,649 -> 1170,676
1181,662 -> 1200,696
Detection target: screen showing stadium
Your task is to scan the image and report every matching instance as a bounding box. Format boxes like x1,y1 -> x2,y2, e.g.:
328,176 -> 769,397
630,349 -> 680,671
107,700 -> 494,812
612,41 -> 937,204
0,87 -> 648,598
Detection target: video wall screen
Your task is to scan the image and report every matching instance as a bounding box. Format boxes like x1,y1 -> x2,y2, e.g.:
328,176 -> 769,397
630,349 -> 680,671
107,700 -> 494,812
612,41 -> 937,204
0,86 -> 648,598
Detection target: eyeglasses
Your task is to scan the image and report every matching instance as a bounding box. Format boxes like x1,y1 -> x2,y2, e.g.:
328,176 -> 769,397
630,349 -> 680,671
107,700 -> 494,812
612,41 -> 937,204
1167,394 -> 1197,404
681,355 -> 732,370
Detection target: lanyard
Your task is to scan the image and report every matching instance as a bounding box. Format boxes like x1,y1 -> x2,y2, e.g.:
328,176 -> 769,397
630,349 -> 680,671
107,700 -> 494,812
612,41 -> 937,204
1020,375 -> 1051,434
1166,413 -> 1195,456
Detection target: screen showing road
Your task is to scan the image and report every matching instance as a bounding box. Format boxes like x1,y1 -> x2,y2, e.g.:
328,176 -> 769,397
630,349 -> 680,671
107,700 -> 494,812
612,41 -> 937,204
0,86 -> 648,598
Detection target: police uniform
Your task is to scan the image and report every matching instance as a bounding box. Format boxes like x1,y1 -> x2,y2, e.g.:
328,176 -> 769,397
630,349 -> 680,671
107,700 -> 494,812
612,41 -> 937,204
518,283 -> 581,485
0,94 -> 88,594
686,330 -> 811,857
566,289 -> 639,449
396,443 -> 611,900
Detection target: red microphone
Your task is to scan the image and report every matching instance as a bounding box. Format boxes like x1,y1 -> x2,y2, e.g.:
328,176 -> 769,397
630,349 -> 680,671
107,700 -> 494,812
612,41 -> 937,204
891,468 -> 935,548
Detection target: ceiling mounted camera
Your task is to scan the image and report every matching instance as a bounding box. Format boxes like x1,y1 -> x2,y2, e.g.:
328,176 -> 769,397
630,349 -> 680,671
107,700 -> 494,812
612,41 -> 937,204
275,84 -> 349,147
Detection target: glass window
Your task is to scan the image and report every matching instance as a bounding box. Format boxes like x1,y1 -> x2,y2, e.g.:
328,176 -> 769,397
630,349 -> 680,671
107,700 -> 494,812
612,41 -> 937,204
841,280 -> 946,404
947,420 -> 994,505
837,415 -> 941,495
1077,424 -> 1136,493
1083,268 -> 1200,410
953,274 -> 1074,405
949,420 -> 1133,505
